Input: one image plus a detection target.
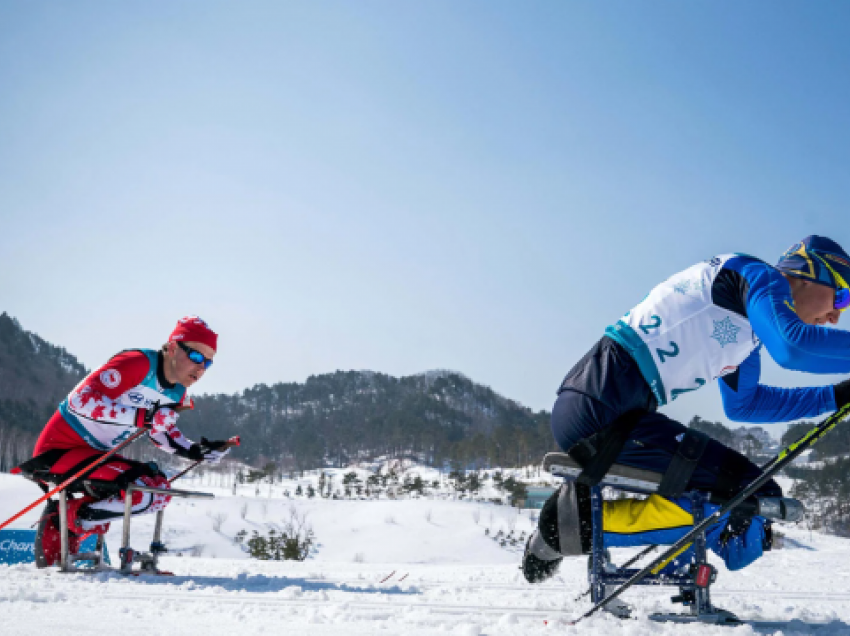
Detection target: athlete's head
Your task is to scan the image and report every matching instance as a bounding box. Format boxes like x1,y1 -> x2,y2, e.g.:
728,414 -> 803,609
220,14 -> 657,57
777,236 -> 850,326
162,316 -> 218,387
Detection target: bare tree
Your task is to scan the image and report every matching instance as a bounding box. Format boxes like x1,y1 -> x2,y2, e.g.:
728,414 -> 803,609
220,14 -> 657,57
209,512 -> 227,532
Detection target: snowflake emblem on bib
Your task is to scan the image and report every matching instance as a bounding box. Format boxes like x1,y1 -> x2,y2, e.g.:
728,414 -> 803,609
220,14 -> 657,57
673,280 -> 691,294
711,317 -> 741,348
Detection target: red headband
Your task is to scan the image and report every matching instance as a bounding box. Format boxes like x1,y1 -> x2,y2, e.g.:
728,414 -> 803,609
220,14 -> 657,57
168,316 -> 218,352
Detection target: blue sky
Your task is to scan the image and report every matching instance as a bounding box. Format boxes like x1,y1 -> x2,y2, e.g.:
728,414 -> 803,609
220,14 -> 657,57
2,2 -> 849,434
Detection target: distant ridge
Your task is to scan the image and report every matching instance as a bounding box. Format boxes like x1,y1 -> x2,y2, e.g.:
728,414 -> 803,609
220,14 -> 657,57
178,369 -> 555,471
0,313 -> 554,472
0,312 -> 87,470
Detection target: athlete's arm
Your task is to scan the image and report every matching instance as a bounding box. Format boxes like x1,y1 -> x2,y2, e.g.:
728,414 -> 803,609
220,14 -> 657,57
148,407 -> 196,458
735,259 -> 850,374
720,347 -> 836,423
148,408 -> 230,463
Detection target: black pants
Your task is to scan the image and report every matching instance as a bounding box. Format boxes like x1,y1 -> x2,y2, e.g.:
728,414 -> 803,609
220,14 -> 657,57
552,337 -> 781,499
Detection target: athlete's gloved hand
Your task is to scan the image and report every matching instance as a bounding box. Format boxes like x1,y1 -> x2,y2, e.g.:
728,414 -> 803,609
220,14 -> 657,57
187,437 -> 234,464
835,378 -> 850,410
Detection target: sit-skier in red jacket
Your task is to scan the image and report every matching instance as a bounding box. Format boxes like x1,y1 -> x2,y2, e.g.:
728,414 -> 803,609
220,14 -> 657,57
19,316 -> 232,568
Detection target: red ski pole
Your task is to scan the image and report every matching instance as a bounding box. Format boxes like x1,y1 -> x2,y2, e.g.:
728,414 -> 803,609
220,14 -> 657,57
168,436 -> 240,484
1,426 -> 150,532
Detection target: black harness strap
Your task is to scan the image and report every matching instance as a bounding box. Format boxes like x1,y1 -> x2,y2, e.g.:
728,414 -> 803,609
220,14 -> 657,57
657,429 -> 711,498
14,449 -> 69,478
568,411 -> 643,488
15,447 -> 161,498
81,461 -> 161,498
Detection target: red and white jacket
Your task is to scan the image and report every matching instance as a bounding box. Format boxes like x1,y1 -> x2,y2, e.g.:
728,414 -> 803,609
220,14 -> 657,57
35,349 -> 197,458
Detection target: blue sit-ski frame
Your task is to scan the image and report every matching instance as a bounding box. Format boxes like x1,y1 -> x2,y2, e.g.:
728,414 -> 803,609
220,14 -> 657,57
588,485 -> 722,620
543,451 -> 740,623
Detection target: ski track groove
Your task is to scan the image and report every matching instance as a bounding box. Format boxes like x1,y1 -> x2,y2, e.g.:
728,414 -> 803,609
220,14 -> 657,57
301,576 -> 850,602
100,585 -> 850,618
102,590 -> 575,619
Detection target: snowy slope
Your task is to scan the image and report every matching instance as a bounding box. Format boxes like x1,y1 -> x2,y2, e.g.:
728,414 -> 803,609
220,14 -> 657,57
2,473 -> 850,635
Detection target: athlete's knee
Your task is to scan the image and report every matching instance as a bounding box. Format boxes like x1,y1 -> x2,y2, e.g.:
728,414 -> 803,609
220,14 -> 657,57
138,473 -> 172,512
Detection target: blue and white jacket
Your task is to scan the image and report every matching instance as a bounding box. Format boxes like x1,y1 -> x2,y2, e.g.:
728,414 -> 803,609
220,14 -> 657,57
605,254 -> 850,422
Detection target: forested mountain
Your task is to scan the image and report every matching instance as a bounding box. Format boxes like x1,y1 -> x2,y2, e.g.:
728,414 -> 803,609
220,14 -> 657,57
8,311 -> 847,478
178,370 -> 555,471
0,313 -> 554,472
0,313 -> 87,470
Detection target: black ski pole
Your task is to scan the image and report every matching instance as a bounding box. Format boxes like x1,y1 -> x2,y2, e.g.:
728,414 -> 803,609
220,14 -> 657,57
168,436 -> 241,484
570,403 -> 850,625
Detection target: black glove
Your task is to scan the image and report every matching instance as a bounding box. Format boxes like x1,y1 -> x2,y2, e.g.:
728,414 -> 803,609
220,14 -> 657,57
200,437 -> 231,452
835,379 -> 850,410
187,437 -> 231,463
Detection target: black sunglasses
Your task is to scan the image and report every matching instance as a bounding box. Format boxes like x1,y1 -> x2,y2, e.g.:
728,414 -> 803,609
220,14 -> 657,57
177,341 -> 214,369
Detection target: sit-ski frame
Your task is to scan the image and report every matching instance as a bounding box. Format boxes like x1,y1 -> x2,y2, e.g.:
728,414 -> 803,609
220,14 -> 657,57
544,452 -> 740,625
55,482 -> 213,575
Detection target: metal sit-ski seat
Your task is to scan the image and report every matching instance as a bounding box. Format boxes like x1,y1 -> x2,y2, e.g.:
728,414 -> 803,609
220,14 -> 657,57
543,452 -> 741,625
21,470 -> 213,575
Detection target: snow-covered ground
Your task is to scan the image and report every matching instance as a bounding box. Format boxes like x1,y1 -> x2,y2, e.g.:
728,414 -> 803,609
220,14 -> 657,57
2,472 -> 850,635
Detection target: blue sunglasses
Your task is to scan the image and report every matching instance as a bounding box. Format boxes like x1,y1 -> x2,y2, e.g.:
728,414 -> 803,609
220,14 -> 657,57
177,341 -> 214,369
837,287 -> 850,311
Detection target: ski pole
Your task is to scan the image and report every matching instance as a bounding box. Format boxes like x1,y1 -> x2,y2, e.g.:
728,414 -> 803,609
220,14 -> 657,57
571,403 -> 850,625
2,426 -> 150,532
168,436 -> 241,484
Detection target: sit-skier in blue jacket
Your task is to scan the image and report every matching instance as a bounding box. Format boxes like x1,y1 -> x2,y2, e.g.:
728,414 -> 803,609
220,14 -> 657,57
523,235 -> 850,584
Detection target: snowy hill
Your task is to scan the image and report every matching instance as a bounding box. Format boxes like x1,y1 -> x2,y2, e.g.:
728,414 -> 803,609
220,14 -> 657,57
3,471 -> 850,635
